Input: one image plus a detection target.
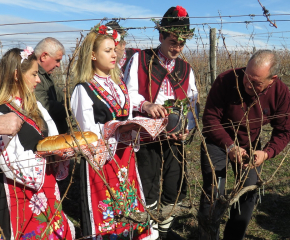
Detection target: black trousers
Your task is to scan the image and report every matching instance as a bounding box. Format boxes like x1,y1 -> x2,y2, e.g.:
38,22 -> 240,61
79,158 -> 92,239
136,140 -> 187,206
0,173 -> 11,240
199,139 -> 261,240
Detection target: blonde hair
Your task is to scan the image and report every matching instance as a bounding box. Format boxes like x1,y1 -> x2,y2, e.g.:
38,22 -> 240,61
73,31 -> 120,84
0,48 -> 45,130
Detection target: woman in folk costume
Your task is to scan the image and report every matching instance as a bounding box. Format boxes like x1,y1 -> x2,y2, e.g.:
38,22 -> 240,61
0,48 -> 75,240
71,25 -> 151,240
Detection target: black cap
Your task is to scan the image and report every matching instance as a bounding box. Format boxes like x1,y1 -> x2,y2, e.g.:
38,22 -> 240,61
160,6 -> 190,32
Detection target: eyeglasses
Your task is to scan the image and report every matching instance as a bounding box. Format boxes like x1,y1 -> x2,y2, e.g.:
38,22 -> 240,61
169,41 -> 186,49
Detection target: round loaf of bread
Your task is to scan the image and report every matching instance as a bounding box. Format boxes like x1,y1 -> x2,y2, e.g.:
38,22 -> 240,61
37,131 -> 98,152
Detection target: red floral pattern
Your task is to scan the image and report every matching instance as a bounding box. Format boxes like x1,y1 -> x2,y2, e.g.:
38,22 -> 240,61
98,25 -> 107,34
112,29 -> 118,40
5,167 -> 74,239
96,25 -> 120,46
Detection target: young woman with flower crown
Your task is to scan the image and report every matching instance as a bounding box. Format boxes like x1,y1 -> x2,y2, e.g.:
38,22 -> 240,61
71,26 -> 151,239
0,48 -> 75,239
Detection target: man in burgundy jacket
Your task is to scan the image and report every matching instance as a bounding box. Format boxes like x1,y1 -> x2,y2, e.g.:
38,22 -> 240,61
198,50 -> 290,240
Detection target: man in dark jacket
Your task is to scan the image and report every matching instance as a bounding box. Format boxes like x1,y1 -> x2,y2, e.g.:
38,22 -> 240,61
34,37 -> 68,134
198,50 -> 290,240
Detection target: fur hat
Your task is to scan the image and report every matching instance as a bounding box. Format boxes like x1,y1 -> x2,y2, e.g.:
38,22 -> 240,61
161,6 -> 190,30
154,6 -> 194,41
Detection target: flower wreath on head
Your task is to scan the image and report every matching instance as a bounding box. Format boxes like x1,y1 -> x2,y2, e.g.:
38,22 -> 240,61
92,24 -> 121,46
20,46 -> 34,64
151,5 -> 195,42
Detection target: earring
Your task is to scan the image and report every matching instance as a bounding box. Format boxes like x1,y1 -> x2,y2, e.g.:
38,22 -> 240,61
92,57 -> 96,60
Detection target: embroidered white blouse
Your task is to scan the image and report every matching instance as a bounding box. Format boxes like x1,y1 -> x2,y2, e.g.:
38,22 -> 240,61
71,74 -> 133,139
0,99 -> 59,191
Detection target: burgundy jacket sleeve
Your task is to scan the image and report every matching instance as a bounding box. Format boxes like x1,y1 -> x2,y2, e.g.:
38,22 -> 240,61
202,72 -> 234,149
263,82 -> 290,159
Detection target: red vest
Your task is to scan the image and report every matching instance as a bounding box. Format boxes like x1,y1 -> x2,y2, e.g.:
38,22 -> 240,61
137,48 -> 191,103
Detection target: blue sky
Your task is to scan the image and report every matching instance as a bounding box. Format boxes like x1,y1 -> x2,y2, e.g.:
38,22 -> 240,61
0,0 -> 290,55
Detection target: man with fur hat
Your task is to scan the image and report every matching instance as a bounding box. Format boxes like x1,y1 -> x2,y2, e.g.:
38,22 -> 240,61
106,20 -> 140,74
124,6 -> 198,240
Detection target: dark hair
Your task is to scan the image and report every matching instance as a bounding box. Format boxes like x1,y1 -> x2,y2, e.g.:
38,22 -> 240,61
160,31 -> 171,40
106,20 -> 126,42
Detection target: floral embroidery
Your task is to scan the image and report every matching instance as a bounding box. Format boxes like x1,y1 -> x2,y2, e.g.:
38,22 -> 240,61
55,225 -> 65,238
138,225 -> 145,234
104,77 -> 122,106
96,222 -> 148,239
119,50 -> 126,68
21,230 -> 36,239
117,167 -> 127,182
103,209 -> 114,220
96,165 -> 150,239
158,48 -> 175,72
29,192 -> 48,215
31,200 -> 65,239
97,235 -> 103,240
123,229 -> 129,237
160,79 -> 174,96
36,223 -> 46,233
21,207 -> 65,239
54,183 -> 60,201
157,49 -> 175,97
109,234 -> 118,240
98,201 -> 109,211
